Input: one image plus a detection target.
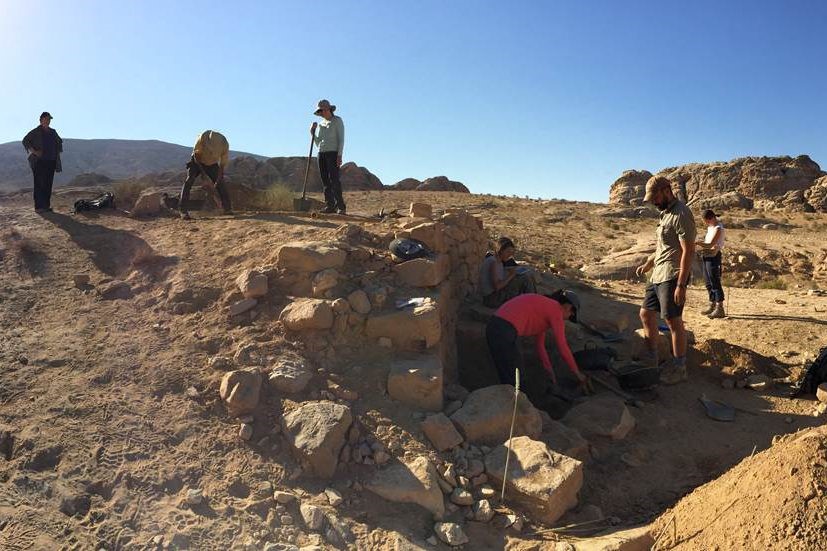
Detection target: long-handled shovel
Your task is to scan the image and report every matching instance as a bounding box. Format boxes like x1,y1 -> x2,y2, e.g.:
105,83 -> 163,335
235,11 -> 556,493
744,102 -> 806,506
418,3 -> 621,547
293,133 -> 315,212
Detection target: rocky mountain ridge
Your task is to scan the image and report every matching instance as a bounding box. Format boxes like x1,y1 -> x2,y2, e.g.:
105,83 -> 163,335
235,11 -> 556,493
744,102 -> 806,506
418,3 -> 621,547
609,155 -> 827,212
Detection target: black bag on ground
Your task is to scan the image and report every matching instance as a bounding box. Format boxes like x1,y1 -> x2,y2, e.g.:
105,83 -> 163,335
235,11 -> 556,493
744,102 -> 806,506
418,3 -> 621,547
389,238 -> 432,262
573,345 -> 618,371
790,346 -> 827,397
73,192 -> 116,213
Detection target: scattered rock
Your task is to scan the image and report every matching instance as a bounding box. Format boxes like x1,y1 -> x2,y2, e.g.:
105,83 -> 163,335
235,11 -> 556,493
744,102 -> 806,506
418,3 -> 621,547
219,369 -> 262,416
312,268 -> 339,296
239,423 -> 253,440
473,499 -> 495,522
746,374 -> 772,391
450,385 -> 542,445
409,202 -> 433,218
282,401 -> 353,479
97,280 -> 133,300
324,487 -> 343,506
366,456 -> 445,517
346,289 -> 372,315
450,487 -> 474,506
268,355 -> 314,393
485,436 -> 583,524
236,269 -> 268,299
229,298 -> 258,316
563,395 -> 636,440
434,522 -> 469,546
421,413 -> 463,451
273,490 -> 295,504
816,383 -> 827,404
280,299 -> 334,331
300,503 -> 326,532
72,274 -> 90,287
186,488 -> 204,505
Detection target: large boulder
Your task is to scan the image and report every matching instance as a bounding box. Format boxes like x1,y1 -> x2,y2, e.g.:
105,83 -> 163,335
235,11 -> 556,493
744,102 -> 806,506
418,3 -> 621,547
563,395 -> 636,440
394,255 -> 450,287
235,269 -> 268,299
131,190 -> 164,217
219,369 -> 262,416
366,456 -> 445,517
346,289 -> 372,315
539,419 -> 590,462
450,385 -> 542,445
281,401 -> 352,479
275,242 -> 346,272
268,355 -> 314,393
365,299 -> 441,349
421,413 -> 463,451
484,436 -> 583,525
608,170 -> 653,206
280,299 -> 334,331
387,354 -> 444,412
694,191 -> 754,211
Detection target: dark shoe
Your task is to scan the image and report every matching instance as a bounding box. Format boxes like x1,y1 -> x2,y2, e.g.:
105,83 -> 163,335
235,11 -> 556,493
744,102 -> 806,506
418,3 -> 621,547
660,361 -> 688,385
180,211 -> 192,220
321,206 -> 336,214
336,208 -> 347,215
223,210 -> 235,216
707,303 -> 726,319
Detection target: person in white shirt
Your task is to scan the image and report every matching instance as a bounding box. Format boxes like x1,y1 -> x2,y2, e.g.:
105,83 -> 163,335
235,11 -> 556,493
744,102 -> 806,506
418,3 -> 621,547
695,209 -> 726,318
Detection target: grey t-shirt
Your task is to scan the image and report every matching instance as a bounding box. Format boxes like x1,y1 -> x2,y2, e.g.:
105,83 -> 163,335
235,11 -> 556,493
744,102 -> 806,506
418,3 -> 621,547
651,199 -> 697,284
479,255 -> 504,296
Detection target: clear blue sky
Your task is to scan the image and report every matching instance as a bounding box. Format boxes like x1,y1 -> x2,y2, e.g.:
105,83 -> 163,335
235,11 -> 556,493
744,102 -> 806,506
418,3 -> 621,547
2,0 -> 825,201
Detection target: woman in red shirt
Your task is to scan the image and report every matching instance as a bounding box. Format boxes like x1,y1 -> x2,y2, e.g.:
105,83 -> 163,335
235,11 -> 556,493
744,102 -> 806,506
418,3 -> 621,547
486,291 -> 588,390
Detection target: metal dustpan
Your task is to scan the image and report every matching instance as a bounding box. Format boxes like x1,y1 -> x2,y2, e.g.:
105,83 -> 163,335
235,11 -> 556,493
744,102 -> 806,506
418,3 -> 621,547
698,394 -> 736,422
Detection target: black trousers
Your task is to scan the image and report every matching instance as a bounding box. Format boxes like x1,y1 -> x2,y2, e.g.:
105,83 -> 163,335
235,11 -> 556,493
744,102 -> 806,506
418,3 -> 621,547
180,157 -> 231,213
318,151 -> 345,211
703,252 -> 725,302
485,315 -> 522,386
32,159 -> 57,210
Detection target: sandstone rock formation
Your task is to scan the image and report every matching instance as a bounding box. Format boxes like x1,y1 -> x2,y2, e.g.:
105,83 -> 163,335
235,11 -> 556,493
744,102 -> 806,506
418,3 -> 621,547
450,385 -> 542,445
281,401 -> 352,479
484,436 -> 583,524
225,156 -> 383,192
388,176 -> 470,193
805,175 -> 827,212
609,156 -> 825,211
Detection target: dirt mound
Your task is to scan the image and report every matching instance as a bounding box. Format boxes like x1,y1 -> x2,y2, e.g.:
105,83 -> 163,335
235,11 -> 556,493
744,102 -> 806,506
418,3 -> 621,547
652,425 -> 827,550
694,338 -> 786,379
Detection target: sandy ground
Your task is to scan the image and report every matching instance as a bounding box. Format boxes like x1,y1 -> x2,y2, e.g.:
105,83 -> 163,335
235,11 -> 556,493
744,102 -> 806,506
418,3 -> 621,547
0,188 -> 825,550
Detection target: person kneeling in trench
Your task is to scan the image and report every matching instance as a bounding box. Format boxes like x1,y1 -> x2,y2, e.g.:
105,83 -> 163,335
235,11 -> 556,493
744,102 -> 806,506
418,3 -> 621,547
485,291 -> 591,393
479,236 -> 536,308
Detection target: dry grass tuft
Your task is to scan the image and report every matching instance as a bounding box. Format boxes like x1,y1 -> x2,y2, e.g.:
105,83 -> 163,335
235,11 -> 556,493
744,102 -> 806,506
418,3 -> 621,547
246,183 -> 295,211
113,180 -> 155,209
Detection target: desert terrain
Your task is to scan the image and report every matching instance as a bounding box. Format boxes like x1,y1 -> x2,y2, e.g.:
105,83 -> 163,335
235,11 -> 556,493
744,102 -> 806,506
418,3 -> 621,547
1,186 -> 826,551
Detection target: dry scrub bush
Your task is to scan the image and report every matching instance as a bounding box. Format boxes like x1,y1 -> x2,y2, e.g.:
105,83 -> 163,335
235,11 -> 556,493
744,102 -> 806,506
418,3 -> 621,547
756,277 -> 788,290
244,183 -> 294,211
112,180 -> 154,209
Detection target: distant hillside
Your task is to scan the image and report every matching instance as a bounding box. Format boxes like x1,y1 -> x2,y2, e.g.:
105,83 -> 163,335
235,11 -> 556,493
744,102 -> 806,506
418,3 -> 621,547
0,138 -> 264,192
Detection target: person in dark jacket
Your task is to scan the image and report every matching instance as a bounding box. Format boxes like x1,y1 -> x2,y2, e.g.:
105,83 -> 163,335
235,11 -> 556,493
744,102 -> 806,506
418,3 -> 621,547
22,112 -> 63,213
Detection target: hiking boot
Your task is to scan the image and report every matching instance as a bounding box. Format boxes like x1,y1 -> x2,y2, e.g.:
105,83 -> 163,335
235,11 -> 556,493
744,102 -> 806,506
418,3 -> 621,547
180,211 -> 192,220
707,303 -> 726,319
660,361 -> 688,385
336,208 -> 347,215
321,206 -> 336,214
700,302 -> 715,315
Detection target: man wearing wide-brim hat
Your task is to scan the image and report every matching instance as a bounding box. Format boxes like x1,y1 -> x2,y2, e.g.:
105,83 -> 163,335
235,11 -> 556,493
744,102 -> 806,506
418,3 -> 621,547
634,175 -> 697,385
22,112 -> 63,213
310,99 -> 346,214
